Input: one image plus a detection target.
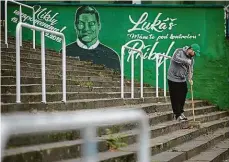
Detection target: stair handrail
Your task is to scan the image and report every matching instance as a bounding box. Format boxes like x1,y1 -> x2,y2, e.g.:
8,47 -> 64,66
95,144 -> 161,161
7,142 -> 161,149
225,5 -> 229,38
15,22 -> 66,103
121,46 -> 144,99
155,54 -> 171,97
5,0 -> 35,48
1,108 -> 150,162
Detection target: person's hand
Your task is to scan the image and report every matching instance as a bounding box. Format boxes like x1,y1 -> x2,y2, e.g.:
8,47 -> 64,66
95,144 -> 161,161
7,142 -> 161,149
189,80 -> 193,86
187,59 -> 192,65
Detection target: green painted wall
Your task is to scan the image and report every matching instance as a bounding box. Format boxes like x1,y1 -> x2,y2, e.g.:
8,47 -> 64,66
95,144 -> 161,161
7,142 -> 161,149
6,4 -> 229,109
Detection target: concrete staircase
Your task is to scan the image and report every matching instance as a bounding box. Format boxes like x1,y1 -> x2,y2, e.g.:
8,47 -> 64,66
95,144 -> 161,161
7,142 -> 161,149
1,33 -> 229,162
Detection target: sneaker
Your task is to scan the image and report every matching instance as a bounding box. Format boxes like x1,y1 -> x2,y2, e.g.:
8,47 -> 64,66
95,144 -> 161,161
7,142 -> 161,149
181,113 -> 188,120
176,116 -> 186,122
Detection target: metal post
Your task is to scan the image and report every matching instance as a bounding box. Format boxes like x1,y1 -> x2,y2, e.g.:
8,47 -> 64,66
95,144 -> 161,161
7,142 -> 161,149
19,5 -> 22,46
41,31 -> 46,103
122,46 -> 144,99
16,25 -> 21,103
62,37 -> 66,103
156,55 -> 159,97
132,0 -> 141,4
140,55 -> 143,98
164,58 -> 166,97
138,116 -> 150,162
16,22 -> 67,103
1,109 -> 150,162
5,0 -> 35,48
4,0 -> 8,48
1,122 -> 9,161
32,8 -> 35,49
121,47 -> 124,98
82,126 -> 98,162
131,51 -> 134,99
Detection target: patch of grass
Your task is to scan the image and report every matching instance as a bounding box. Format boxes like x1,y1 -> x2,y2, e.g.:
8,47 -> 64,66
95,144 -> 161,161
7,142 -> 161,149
79,81 -> 93,87
105,128 -> 127,151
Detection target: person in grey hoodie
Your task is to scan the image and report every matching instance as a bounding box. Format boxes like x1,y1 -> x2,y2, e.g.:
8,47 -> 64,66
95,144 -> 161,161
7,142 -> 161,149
167,44 -> 200,121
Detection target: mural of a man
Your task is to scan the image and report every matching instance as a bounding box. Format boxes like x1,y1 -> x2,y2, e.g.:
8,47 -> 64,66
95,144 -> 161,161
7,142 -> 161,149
61,6 -> 120,71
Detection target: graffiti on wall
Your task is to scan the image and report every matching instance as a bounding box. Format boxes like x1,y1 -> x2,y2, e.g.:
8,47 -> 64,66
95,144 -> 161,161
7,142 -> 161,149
10,5 -> 67,42
60,6 -> 120,71
6,5 -> 229,108
8,5 -> 202,72
122,12 -> 201,67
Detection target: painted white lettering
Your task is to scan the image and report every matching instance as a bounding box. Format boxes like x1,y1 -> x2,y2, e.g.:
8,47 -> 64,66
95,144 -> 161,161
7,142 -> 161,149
128,12 -> 177,33
122,39 -> 175,67
11,6 -> 66,43
34,5 -> 58,26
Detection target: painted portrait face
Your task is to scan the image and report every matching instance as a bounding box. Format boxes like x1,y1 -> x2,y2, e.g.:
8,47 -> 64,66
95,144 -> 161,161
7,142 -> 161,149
76,13 -> 100,43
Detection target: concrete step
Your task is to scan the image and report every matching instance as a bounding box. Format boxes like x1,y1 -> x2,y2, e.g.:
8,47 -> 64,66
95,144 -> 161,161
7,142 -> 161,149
1,46 -> 120,74
1,46 -> 120,73
184,139 -> 229,162
1,68 -> 118,78
1,68 -> 122,82
1,68 -> 120,78
0,97 -> 172,113
1,76 -> 147,88
3,114 -> 228,162
1,64 -> 119,76
1,40 -> 57,52
1,41 -> 63,56
1,47 -> 119,72
1,98 -> 205,114
1,50 -> 84,63
1,84 -> 156,94
1,58 -> 111,71
1,76 -> 114,87
1,39 -> 117,74
1,43 -> 66,53
0,36 -> 73,51
151,128 -> 229,162
1,99 -> 207,115
6,106 -> 217,148
1,92 -> 162,103
1,54 -> 91,66
56,116 -> 229,162
1,70 -> 120,82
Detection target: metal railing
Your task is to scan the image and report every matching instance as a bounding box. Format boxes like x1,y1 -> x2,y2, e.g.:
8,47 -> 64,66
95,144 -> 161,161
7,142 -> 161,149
5,0 -> 35,48
225,5 -> 229,38
15,22 -> 66,103
121,46 -> 144,99
155,54 -> 171,97
1,108 -> 150,162
132,0 -> 141,4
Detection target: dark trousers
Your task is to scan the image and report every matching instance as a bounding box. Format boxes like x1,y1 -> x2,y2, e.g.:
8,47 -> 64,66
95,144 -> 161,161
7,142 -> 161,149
168,79 -> 188,119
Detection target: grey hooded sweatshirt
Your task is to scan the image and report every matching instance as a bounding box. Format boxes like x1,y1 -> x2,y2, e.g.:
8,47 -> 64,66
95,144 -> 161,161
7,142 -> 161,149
167,46 -> 194,82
